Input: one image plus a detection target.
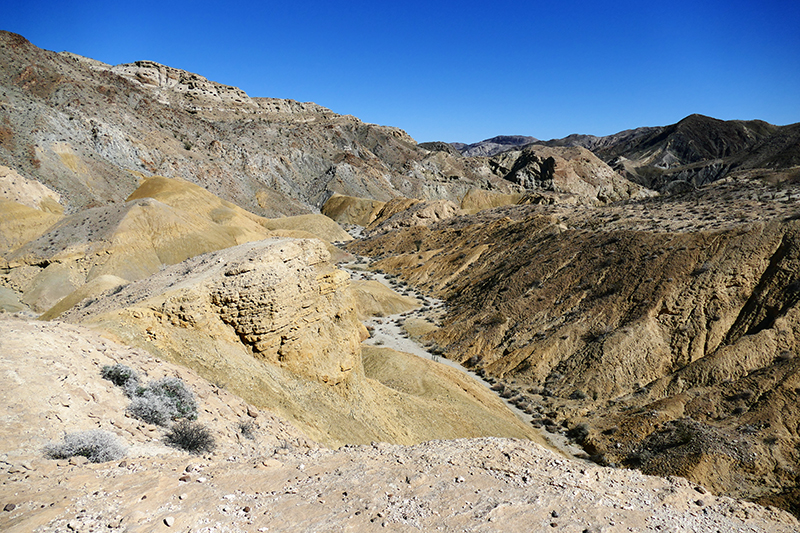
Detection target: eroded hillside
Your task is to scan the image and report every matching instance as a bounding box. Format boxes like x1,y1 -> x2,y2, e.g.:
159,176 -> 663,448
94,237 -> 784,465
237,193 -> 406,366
0,31 -> 527,217
347,173 -> 800,514
3,317 -> 798,532
3,28 -> 800,530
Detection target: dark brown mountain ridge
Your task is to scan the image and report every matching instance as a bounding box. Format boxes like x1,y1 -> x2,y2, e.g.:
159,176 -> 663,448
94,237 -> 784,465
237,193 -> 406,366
451,114 -> 800,192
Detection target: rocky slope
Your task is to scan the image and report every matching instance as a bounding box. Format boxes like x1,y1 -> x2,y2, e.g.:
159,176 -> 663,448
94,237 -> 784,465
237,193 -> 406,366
3,27 -> 800,530
347,174 -> 800,515
0,175 -> 349,314
457,115 -> 800,192
3,317 -> 798,532
0,31 -> 528,217
545,115 -> 800,190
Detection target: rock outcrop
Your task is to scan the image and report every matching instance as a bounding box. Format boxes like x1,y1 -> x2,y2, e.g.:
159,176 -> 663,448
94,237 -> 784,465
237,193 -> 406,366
58,238 -> 542,448
63,238 -> 362,386
486,144 -> 655,204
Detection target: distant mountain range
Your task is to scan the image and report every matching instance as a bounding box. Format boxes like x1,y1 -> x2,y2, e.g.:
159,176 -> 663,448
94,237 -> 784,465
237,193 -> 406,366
451,135 -> 539,157
452,115 -> 800,190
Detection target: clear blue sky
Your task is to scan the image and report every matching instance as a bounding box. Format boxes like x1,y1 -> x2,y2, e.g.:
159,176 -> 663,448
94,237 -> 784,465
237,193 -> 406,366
4,0 -> 799,143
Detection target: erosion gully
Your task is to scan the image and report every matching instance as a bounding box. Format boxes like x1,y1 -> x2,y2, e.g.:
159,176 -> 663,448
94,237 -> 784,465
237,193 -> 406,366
338,252 -> 586,460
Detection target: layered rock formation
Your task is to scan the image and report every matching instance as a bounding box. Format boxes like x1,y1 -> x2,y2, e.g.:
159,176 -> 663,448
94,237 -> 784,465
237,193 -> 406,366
0,31 -> 527,217
57,238 -> 541,448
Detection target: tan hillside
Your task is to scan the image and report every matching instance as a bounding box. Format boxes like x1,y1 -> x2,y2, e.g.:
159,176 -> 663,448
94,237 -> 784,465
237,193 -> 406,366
321,193 -> 386,226
1,175 -> 350,315
459,188 -> 527,214
0,165 -> 63,214
58,238 -> 543,448
0,199 -> 61,254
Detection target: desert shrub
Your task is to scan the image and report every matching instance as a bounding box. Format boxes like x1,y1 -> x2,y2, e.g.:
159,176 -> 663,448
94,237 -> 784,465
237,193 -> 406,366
165,420 -> 216,454
44,430 -> 126,463
237,420 -> 256,440
127,377 -> 197,426
100,363 -> 139,389
566,423 -> 591,443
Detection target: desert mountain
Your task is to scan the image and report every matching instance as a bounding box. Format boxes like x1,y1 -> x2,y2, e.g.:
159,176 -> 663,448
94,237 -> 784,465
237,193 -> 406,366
456,115 -> 800,192
543,115 -> 800,190
452,135 -> 540,157
3,29 -> 800,530
0,31 -> 530,217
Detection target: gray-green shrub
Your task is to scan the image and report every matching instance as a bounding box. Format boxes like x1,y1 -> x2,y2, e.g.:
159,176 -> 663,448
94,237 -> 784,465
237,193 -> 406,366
44,430 -> 126,463
100,363 -> 139,389
126,377 -> 197,426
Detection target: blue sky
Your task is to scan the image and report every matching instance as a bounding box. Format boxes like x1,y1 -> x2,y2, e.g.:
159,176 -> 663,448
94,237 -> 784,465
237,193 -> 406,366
4,0 -> 799,143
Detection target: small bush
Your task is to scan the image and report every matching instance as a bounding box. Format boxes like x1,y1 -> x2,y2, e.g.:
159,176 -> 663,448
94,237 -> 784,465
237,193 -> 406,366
566,423 -> 591,443
127,377 -> 197,426
165,421 -> 216,454
44,430 -> 126,463
101,363 -> 139,389
237,420 -> 256,440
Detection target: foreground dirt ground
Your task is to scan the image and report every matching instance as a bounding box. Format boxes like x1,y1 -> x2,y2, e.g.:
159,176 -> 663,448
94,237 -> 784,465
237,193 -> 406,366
2,317 -> 798,532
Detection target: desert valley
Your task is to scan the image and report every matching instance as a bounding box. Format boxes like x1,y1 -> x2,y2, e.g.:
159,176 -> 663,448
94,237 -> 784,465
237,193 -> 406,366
2,30 -> 800,531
